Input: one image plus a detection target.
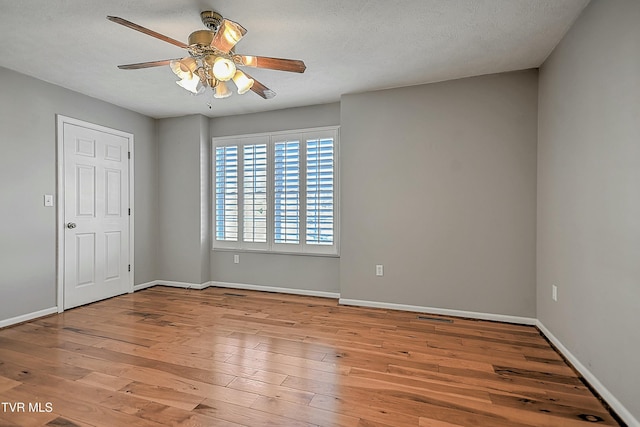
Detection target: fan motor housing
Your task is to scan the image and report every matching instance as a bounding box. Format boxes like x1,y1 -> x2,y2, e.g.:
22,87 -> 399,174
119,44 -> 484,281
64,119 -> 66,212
188,30 -> 215,46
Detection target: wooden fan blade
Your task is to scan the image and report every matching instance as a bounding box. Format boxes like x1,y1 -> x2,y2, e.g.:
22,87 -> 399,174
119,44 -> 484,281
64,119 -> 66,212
117,59 -> 181,70
234,55 -> 306,73
107,16 -> 188,49
243,72 -> 276,99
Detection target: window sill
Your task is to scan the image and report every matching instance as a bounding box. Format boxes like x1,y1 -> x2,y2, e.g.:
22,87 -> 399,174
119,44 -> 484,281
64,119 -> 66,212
212,248 -> 340,258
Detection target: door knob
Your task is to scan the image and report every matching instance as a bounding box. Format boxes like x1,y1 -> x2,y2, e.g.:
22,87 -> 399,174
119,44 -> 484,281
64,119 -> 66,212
66,222 -> 77,229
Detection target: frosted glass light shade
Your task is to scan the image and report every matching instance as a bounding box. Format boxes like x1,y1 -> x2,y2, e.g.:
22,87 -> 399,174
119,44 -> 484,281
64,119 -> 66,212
176,75 -> 204,94
213,81 -> 232,98
232,70 -> 254,95
170,57 -> 197,79
211,19 -> 246,53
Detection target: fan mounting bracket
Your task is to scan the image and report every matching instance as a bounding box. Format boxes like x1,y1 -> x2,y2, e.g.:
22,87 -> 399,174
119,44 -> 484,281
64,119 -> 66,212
200,11 -> 223,32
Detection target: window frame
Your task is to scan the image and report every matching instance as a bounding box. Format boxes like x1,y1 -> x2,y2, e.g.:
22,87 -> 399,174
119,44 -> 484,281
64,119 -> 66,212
212,126 -> 340,256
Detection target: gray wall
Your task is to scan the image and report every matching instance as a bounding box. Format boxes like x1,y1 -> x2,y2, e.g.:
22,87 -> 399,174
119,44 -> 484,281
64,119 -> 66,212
340,71 -> 538,317
0,66 -> 158,321
210,103 -> 341,293
537,0 -> 640,421
157,115 -> 210,285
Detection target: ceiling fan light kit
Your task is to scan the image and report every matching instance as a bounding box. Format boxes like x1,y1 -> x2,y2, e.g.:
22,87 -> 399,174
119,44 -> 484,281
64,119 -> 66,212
107,10 -> 306,102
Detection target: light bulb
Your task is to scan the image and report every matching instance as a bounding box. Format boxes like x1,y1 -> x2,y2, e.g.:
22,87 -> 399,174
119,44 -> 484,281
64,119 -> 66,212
212,57 -> 236,81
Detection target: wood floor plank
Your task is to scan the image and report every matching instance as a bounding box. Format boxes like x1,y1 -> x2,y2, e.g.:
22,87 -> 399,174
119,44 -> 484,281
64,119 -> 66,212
419,417 -> 466,427
97,339 -> 289,385
308,393 -> 423,427
0,286 -> 620,426
227,376 -> 316,405
45,416 -> 96,427
0,346 -> 92,382
345,367 -> 493,403
0,375 -> 21,393
132,401 -> 246,427
118,382 -> 204,411
54,341 -> 237,387
194,398 -> 317,427
251,394 -> 361,427
77,372 -> 133,392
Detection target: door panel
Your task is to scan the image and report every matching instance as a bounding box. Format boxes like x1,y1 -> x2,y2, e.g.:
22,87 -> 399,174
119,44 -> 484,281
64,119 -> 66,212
76,165 -> 96,217
105,231 -> 121,280
63,122 -> 129,309
75,233 -> 96,286
76,137 -> 96,157
105,169 -> 122,216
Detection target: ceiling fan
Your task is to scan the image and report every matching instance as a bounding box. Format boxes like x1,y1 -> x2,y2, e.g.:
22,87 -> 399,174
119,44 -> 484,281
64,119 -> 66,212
107,11 -> 306,101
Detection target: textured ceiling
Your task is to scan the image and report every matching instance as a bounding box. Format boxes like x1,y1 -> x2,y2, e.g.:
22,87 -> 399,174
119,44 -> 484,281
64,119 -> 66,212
0,0 -> 589,118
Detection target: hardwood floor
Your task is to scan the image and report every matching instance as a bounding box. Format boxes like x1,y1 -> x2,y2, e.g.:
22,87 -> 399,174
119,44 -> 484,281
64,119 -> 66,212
0,286 -> 620,426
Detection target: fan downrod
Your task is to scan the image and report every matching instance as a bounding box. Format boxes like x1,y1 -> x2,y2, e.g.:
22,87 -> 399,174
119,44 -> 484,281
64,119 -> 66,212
200,11 -> 223,32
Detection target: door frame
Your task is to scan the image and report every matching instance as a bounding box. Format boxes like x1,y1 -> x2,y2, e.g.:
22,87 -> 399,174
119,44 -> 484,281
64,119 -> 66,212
56,115 -> 135,313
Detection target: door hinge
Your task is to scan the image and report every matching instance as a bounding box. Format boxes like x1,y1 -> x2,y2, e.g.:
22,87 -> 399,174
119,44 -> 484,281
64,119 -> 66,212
128,151 -> 131,159
128,264 -> 131,272
128,208 -> 131,216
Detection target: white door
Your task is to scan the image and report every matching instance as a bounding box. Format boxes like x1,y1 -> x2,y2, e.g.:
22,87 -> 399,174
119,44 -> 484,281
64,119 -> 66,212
62,121 -> 130,309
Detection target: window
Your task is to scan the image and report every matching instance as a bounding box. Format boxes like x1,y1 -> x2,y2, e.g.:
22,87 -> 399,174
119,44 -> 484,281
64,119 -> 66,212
214,127 -> 339,255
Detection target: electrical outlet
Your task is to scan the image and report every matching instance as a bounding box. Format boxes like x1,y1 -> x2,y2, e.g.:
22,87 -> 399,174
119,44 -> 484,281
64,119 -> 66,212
552,285 -> 558,302
376,265 -> 384,276
233,254 -> 240,264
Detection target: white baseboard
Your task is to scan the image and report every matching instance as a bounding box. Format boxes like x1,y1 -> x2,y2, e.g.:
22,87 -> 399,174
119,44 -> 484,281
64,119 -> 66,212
156,280 -> 212,290
338,298 -> 537,325
210,281 -> 340,299
0,307 -> 58,329
133,280 -> 160,292
133,280 -> 212,291
536,320 -> 638,427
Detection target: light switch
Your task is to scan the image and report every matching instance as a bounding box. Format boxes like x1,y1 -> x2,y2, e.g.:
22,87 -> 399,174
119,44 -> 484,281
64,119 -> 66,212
44,194 -> 54,207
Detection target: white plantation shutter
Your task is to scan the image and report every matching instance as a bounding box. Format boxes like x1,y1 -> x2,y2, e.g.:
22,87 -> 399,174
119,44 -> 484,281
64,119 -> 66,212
215,145 -> 238,242
306,136 -> 334,246
213,127 -> 338,255
274,139 -> 300,244
243,144 -> 268,243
